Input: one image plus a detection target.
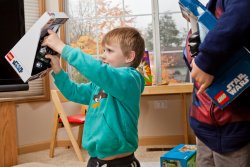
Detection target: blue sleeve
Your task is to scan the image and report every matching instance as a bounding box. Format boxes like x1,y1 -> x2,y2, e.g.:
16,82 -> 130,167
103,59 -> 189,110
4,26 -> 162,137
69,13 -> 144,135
195,0 -> 250,75
61,45 -> 144,101
52,70 -> 92,104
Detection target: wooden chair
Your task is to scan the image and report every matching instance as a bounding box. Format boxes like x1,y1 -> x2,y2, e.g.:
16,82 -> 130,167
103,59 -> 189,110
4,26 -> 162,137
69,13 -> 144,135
49,90 -> 87,162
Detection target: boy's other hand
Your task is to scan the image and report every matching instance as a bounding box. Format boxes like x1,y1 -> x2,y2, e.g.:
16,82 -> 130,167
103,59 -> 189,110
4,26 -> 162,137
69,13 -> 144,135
191,60 -> 214,94
45,54 -> 62,74
42,29 -> 65,54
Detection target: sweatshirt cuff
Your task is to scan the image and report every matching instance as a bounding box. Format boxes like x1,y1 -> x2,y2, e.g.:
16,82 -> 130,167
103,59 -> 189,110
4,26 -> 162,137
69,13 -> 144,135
52,70 -> 68,86
194,52 -> 217,75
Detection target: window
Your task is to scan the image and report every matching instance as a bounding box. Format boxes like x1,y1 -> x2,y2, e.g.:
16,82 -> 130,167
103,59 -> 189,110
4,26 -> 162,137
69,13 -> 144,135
63,0 -> 208,85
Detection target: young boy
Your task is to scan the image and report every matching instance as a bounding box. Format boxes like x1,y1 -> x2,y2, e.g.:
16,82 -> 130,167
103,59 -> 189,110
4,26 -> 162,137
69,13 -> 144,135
43,27 -> 145,167
184,0 -> 250,166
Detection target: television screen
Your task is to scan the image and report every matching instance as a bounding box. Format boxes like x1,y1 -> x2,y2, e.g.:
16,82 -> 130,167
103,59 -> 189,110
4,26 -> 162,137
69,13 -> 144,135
0,0 -> 29,92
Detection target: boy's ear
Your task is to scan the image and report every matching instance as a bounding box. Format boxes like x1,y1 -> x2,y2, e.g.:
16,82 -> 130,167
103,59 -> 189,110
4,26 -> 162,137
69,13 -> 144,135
126,51 -> 136,63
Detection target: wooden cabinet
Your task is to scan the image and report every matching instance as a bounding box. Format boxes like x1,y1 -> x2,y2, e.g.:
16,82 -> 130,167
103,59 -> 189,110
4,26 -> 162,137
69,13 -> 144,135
142,83 -> 193,144
0,102 -> 18,167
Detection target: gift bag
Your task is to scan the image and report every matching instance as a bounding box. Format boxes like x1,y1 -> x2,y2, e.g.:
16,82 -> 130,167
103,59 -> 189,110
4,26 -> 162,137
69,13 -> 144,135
137,50 -> 152,86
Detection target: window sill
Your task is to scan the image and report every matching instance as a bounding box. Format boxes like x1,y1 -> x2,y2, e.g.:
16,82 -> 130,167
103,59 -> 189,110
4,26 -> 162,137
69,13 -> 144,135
142,83 -> 193,95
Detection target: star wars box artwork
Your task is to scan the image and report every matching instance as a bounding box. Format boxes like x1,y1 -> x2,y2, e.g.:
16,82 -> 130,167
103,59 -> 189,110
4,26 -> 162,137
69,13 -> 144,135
5,12 -> 68,83
179,0 -> 250,109
160,144 -> 196,167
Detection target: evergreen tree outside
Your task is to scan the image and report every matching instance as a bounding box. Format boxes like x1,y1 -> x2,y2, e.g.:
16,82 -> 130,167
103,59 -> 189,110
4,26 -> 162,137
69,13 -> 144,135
145,13 -> 184,51
145,13 -> 188,83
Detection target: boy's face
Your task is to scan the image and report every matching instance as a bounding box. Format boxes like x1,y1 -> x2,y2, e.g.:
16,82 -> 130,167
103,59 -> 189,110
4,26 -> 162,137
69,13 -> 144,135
101,42 -> 130,68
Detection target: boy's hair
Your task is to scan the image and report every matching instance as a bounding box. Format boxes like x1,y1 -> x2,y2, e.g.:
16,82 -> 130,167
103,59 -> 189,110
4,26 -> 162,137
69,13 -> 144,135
102,27 -> 145,68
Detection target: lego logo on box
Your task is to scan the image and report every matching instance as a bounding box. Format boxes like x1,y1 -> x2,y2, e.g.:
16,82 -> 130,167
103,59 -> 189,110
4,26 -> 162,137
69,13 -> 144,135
6,52 -> 14,61
6,52 -> 24,73
214,91 -> 229,106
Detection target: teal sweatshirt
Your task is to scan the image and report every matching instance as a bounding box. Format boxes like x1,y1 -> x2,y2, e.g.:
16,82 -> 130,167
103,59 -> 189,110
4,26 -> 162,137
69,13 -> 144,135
52,45 -> 145,159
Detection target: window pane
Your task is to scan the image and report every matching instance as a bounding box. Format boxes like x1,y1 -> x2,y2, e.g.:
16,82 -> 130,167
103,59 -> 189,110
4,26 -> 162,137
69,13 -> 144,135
161,13 -> 188,49
161,52 -> 190,83
66,0 -> 96,19
159,0 -> 180,13
96,0 -> 123,17
67,19 -> 98,53
124,0 -> 151,15
66,19 -> 98,83
175,14 -> 190,41
158,13 -> 189,83
159,13 -> 187,51
97,17 -> 128,35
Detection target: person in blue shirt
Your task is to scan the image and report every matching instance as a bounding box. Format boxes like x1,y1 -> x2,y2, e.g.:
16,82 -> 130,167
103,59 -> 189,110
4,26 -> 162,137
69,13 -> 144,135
185,0 -> 250,166
43,27 -> 145,167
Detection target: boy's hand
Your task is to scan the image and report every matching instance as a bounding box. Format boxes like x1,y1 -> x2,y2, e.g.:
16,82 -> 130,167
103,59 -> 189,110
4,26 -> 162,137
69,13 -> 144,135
42,29 -> 65,54
191,60 -> 214,94
45,54 -> 62,74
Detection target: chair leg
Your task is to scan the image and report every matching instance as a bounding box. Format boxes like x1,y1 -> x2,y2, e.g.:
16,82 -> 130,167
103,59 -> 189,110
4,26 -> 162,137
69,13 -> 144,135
49,112 -> 60,158
77,124 -> 83,148
59,111 -> 84,161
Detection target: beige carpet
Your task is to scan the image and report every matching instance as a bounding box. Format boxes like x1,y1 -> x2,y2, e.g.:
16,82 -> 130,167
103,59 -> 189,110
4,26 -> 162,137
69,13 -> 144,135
15,145 -> 170,167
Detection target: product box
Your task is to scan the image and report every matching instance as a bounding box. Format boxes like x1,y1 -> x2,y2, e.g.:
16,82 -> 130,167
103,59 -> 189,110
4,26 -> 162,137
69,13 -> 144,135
5,12 -> 68,82
179,0 -> 250,109
160,144 -> 196,167
137,50 -> 153,86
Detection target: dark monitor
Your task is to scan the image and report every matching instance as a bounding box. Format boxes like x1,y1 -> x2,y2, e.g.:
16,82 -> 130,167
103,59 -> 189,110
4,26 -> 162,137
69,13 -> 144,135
0,0 -> 29,92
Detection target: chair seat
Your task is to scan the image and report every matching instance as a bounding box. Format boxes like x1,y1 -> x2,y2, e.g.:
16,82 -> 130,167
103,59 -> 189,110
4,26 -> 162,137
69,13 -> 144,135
59,114 -> 85,124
